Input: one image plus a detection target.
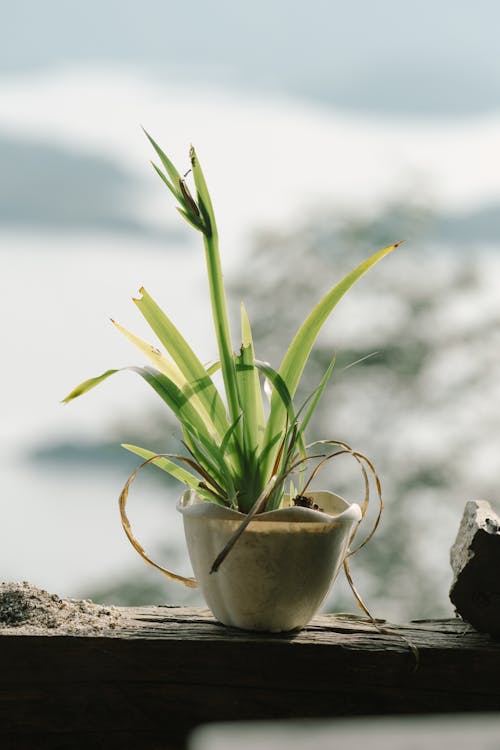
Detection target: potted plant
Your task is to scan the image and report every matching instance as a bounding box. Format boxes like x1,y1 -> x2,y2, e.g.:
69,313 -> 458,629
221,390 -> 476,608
64,133 -> 400,632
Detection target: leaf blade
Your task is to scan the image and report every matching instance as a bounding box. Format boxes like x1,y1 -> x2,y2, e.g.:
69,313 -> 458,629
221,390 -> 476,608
112,319 -> 223,438
134,287 -> 229,439
298,353 -> 336,439
236,303 -> 265,456
143,129 -> 184,202
263,241 -> 401,477
121,443 -> 201,489
62,369 -> 119,403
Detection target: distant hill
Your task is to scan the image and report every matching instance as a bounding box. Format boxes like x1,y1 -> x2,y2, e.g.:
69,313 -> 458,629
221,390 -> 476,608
0,133 -> 182,239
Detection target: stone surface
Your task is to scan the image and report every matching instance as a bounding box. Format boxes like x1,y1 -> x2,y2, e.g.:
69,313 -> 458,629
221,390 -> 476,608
450,500 -> 500,637
0,581 -> 123,634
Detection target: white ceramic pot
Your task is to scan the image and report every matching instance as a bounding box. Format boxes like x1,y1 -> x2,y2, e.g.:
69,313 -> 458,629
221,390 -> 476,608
177,490 -> 362,632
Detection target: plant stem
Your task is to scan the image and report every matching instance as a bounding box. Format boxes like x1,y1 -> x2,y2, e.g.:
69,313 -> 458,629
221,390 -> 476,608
203,232 -> 241,435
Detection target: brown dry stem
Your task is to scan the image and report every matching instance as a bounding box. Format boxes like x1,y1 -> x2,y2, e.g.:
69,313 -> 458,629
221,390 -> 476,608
119,455 -> 197,588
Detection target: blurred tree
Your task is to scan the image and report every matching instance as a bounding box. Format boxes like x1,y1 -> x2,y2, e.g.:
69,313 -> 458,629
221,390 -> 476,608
231,201 -> 500,621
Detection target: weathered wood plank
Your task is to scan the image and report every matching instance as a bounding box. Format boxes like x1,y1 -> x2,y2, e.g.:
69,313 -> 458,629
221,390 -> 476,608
1,607 -> 499,750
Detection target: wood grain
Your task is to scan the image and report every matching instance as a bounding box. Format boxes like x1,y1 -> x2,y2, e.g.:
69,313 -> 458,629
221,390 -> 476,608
1,607 -> 499,750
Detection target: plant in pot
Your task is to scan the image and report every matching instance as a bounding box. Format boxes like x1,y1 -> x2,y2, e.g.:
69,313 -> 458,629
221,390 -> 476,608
64,134 -> 400,632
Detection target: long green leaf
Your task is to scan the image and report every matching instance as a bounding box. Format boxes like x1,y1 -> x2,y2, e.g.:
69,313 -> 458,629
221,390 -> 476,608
202,228 -> 241,431
298,353 -> 336,438
62,369 -> 118,403
64,363 -> 219,450
235,304 -> 265,458
190,148 -> 241,438
112,319 -> 224,439
135,367 -> 238,458
151,161 -> 181,203
134,287 -> 229,439
252,359 -> 300,509
183,423 -> 234,487
112,319 -> 184,381
121,443 -> 206,492
281,242 -> 399,395
190,145 -> 217,239
182,427 -> 237,506
262,241 -> 401,477
180,440 -> 228,496
255,360 -> 296,424
147,133 -> 205,237
143,129 -> 184,202
176,206 -> 204,232
220,413 -> 243,458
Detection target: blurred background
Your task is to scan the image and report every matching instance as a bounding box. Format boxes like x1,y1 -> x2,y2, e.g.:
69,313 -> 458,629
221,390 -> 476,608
2,0 -> 500,622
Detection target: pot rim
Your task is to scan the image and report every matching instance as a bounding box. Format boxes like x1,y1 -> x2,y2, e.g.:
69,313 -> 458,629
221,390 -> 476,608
176,489 -> 362,525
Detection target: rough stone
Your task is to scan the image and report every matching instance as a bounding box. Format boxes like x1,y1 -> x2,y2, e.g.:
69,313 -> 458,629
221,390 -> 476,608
0,581 -> 123,635
450,499 -> 500,637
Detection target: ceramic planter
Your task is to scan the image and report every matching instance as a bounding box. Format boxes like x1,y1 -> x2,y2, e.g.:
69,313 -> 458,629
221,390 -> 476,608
177,490 -> 362,632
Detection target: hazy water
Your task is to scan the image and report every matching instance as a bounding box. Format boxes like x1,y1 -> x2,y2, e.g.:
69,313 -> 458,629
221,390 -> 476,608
2,66 -> 500,609
1,235 -> 205,597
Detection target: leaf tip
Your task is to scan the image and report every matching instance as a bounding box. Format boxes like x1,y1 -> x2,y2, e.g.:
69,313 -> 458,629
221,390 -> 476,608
133,287 -> 145,304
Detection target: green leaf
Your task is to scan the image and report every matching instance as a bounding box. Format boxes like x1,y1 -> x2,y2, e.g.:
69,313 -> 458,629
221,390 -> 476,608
134,287 -> 229,440
143,129 -> 184,202
112,319 -> 223,439
190,145 -> 217,239
183,423 -> 231,484
201,232 -> 241,432
121,443 -> 202,490
205,360 -> 221,377
220,413 -> 243,458
62,369 -> 119,403
281,242 -> 399,395
180,440 -> 228,497
112,319 -> 183,381
136,367 -> 236,456
147,139 -> 202,229
177,206 -> 204,232
151,161 -> 182,203
252,359 -> 301,507
188,150 -> 240,432
236,304 -> 265,456
255,360 -> 295,425
298,353 -> 336,438
182,426 -> 237,505
64,362 -> 221,455
262,241 -> 401,478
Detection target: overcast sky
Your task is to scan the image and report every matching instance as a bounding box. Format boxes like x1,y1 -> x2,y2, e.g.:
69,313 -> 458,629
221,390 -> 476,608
2,0 -> 500,116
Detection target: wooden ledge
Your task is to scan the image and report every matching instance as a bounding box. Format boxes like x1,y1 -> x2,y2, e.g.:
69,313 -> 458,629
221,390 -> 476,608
1,607 -> 500,750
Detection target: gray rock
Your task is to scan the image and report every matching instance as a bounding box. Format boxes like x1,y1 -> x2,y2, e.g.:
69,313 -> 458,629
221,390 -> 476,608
450,500 -> 500,637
